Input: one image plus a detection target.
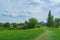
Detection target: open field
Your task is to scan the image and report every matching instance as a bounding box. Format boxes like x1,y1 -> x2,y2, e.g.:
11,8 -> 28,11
35,28 -> 60,40
41,29 -> 60,40
0,28 -> 44,40
0,28 -> 60,40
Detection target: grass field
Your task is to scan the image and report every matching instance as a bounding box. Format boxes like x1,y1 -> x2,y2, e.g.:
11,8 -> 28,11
40,29 -> 60,40
0,28 -> 60,40
0,28 -> 44,40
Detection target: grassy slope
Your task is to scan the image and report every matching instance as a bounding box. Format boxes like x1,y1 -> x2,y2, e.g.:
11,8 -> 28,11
0,28 -> 44,40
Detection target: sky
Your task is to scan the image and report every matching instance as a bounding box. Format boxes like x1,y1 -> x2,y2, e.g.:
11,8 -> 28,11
0,0 -> 60,23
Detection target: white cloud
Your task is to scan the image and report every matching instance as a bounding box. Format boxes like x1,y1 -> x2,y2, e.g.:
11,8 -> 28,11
0,0 -> 60,22
49,0 -> 60,6
52,7 -> 60,18
0,0 -> 48,22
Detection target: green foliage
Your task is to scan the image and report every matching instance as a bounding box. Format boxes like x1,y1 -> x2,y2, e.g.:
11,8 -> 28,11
3,22 -> 10,27
26,18 -> 39,28
54,18 -> 60,28
0,22 -> 3,26
0,18 -> 40,30
47,10 -> 54,28
11,23 -> 17,28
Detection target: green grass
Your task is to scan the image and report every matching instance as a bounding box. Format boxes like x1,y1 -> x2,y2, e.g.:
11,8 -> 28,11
0,27 -> 60,40
0,28 -> 44,40
41,29 -> 60,40
50,29 -> 60,40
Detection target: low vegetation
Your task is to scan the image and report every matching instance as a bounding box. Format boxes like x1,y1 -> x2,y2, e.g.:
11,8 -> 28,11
0,28 -> 44,40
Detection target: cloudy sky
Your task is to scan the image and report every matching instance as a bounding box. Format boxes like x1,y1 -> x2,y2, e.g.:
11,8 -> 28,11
0,0 -> 60,23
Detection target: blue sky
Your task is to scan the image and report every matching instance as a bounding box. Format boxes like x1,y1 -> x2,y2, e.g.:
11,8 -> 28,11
0,0 -> 60,23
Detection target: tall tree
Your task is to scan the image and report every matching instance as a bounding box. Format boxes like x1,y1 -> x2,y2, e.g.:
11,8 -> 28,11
47,10 -> 54,28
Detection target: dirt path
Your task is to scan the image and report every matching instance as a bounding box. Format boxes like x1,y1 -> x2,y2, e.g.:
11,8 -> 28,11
35,30 -> 48,40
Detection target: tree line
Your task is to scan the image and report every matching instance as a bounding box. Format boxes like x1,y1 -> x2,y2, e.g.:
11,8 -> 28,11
0,18 -> 40,30
0,10 -> 60,30
47,10 -> 60,28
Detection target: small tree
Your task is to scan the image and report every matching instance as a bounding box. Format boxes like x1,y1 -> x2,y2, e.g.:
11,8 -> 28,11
54,18 -> 60,28
0,22 -> 3,27
11,23 -> 17,28
27,18 -> 38,28
24,21 -> 28,29
3,22 -> 10,27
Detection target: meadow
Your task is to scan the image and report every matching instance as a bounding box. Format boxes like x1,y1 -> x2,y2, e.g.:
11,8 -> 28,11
0,28 -> 44,40
0,27 -> 60,40
40,29 -> 60,40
